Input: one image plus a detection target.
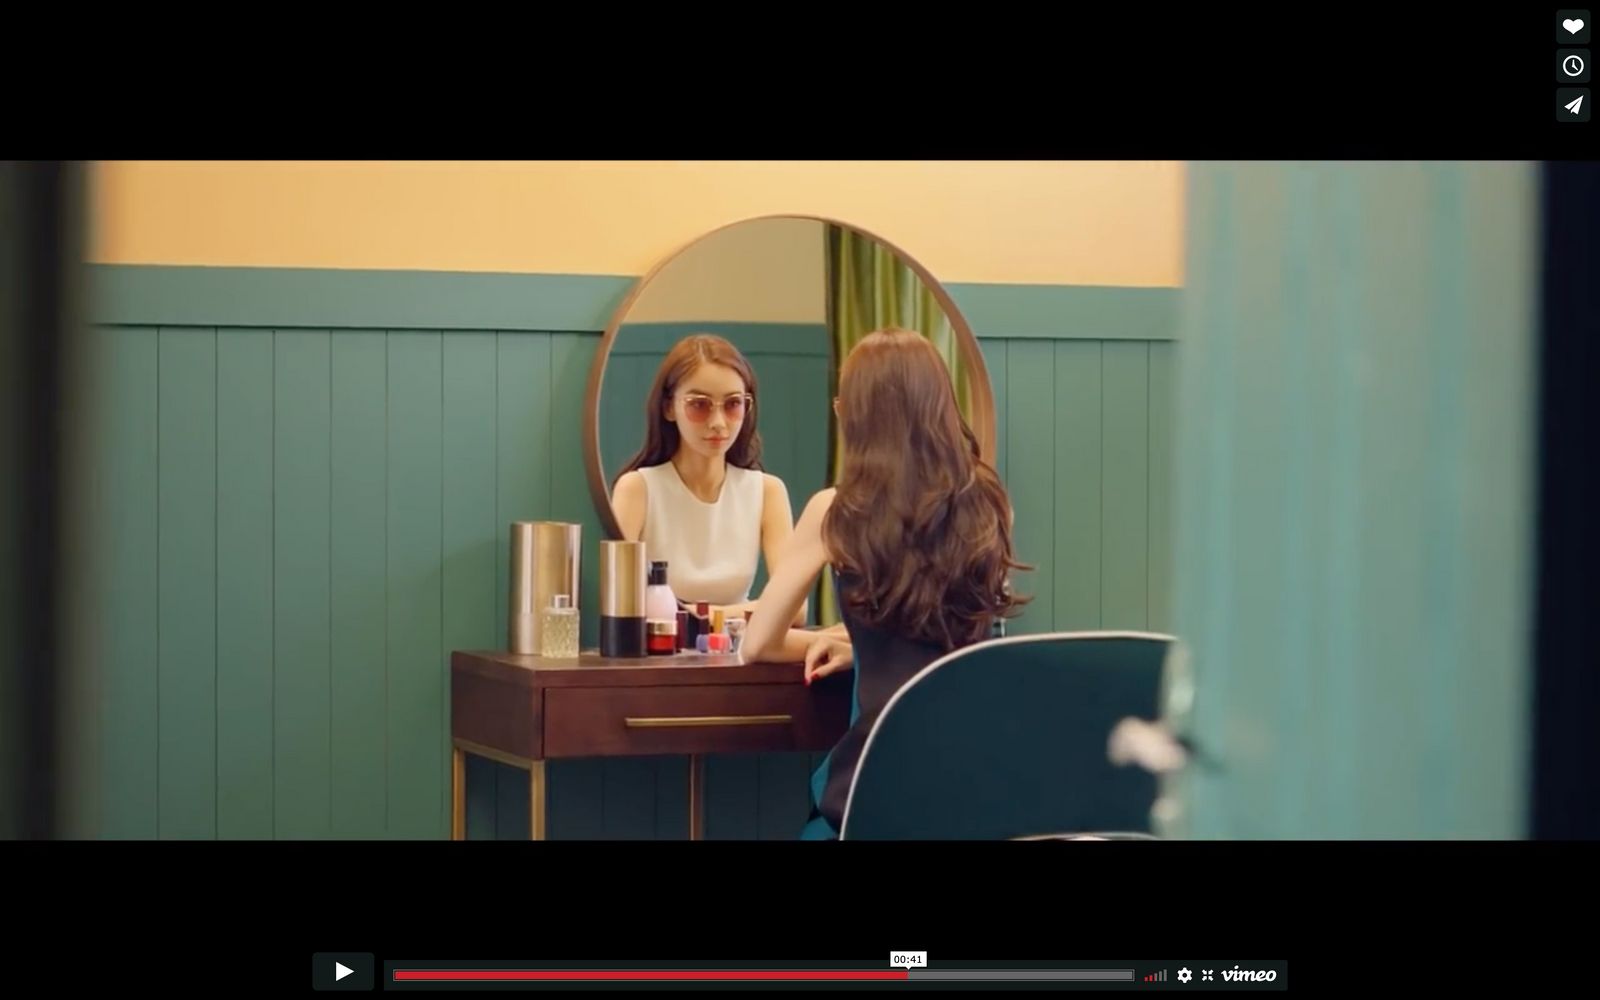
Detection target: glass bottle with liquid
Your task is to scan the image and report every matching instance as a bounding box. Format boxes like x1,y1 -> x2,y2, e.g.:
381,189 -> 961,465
540,594 -> 580,659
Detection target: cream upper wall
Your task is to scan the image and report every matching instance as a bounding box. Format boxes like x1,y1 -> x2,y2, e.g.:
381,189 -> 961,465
625,217 -> 826,325
89,161 -> 1186,288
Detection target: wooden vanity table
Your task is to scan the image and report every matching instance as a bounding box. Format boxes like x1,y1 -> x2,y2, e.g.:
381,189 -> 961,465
450,650 -> 852,840
457,212 -> 995,842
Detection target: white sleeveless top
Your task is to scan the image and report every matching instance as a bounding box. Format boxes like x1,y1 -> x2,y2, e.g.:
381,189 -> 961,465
636,463 -> 766,606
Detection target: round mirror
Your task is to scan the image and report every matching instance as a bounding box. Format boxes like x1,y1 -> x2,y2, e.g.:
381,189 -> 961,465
582,215 -> 995,615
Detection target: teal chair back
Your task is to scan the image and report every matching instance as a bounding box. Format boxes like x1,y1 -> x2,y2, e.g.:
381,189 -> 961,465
838,632 -> 1175,840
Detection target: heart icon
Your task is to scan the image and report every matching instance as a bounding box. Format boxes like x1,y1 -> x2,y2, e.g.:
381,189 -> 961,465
1565,18 -> 1585,34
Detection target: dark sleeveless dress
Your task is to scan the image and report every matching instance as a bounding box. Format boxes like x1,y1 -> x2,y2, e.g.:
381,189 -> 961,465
800,570 -> 951,840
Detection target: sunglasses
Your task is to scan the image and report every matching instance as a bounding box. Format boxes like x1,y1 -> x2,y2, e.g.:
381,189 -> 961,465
678,392 -> 752,423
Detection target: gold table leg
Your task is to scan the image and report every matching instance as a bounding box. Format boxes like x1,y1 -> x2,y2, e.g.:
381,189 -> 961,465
529,760 -> 547,841
451,747 -> 466,841
453,740 -> 545,841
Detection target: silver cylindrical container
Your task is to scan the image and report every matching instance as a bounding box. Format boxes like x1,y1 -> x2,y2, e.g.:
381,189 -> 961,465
509,521 -> 581,655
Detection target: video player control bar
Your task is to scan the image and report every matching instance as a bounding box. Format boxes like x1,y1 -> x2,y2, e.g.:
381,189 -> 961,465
366,959 -> 1290,990
389,968 -> 1208,984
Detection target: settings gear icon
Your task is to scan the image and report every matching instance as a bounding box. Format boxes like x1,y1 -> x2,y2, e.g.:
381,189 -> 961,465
1178,968 -> 1193,983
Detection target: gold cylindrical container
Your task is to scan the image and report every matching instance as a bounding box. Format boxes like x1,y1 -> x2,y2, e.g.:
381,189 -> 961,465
509,521 -> 581,655
598,539 -> 648,658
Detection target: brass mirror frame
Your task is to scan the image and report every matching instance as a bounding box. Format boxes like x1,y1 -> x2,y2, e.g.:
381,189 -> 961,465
582,214 -> 997,541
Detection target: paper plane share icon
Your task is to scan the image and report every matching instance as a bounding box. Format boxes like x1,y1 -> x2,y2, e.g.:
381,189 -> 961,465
1558,88 -> 1590,120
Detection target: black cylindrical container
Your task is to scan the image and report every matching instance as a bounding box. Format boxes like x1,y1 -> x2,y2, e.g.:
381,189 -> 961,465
683,607 -> 700,650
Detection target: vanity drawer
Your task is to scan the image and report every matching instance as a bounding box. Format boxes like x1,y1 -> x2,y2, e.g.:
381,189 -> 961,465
543,683 -> 849,758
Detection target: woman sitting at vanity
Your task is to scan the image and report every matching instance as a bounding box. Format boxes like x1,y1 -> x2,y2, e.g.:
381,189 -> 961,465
610,334 -> 805,624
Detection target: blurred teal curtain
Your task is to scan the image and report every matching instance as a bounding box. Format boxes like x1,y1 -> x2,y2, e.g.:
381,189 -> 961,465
1165,162 -> 1538,839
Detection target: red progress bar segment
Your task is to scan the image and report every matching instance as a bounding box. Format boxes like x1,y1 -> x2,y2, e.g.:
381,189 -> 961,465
395,970 -> 911,982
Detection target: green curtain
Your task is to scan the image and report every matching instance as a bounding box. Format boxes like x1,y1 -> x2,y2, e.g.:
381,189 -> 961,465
816,225 -> 972,626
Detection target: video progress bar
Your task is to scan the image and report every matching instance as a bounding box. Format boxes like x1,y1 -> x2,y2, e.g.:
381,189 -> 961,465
916,971 -> 1132,981
395,971 -> 904,982
393,969 -> 1134,983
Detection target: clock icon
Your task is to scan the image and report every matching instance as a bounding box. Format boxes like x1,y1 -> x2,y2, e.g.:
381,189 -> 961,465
1558,49 -> 1591,82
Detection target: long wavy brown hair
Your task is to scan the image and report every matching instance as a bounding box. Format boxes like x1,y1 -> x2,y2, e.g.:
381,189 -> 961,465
614,334 -> 764,486
823,328 -> 1029,649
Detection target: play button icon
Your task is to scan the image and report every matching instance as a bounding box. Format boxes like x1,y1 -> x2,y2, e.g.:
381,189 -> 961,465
313,953 -> 374,990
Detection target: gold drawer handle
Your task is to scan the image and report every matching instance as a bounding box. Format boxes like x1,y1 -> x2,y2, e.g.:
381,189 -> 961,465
624,714 -> 793,729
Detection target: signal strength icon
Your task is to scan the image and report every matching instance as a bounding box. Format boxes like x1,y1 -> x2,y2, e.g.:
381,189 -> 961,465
1144,970 -> 1169,982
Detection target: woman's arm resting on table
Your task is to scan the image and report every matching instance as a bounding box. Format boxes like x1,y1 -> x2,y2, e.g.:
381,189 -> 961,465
761,627 -> 830,665
743,489 -> 834,662
744,629 -> 853,682
759,475 -> 808,626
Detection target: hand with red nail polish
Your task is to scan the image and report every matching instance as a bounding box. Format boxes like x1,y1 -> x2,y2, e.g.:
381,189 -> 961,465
803,634 -> 853,685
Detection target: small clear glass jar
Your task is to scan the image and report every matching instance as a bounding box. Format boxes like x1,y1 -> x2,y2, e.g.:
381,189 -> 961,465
540,594 -> 579,658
